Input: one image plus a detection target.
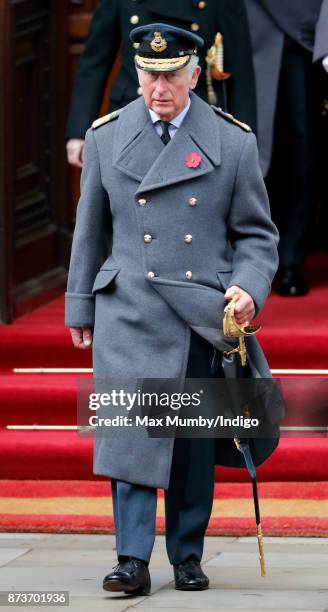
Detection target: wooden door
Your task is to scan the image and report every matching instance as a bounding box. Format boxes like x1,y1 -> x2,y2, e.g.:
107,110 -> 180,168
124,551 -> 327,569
0,0 -> 69,323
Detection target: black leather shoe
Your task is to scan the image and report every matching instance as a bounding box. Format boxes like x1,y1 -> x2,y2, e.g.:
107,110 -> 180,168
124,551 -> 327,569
276,266 -> 308,297
173,557 -> 209,591
103,558 -> 151,595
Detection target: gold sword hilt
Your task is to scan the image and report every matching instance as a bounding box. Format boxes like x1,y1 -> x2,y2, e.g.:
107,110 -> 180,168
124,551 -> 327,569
223,293 -> 262,366
206,32 -> 231,81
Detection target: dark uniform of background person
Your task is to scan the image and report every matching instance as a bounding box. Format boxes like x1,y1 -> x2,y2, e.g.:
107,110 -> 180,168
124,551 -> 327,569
65,0 -> 257,167
245,0 -> 328,296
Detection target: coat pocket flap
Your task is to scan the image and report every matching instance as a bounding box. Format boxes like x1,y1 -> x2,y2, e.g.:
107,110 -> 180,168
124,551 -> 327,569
216,270 -> 233,291
92,269 -> 120,294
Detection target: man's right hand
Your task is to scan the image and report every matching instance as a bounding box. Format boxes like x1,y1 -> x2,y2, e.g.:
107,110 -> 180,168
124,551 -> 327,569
70,327 -> 93,349
66,139 -> 85,168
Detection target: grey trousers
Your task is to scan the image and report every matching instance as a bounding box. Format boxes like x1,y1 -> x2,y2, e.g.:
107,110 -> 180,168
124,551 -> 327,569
111,330 -> 220,565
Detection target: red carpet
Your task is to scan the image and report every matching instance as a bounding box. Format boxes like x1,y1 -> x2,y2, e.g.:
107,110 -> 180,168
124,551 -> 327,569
0,432 -> 327,482
260,253 -> 328,368
0,480 -> 326,536
0,252 -> 327,371
0,252 -> 327,535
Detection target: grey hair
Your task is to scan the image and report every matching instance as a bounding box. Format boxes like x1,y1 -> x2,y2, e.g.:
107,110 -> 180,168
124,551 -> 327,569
185,54 -> 200,79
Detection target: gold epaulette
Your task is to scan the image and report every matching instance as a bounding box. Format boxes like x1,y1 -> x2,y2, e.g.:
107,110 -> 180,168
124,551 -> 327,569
92,108 -> 122,129
211,106 -> 252,132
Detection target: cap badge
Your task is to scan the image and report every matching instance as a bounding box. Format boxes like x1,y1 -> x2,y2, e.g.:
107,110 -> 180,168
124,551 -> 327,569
150,32 -> 168,53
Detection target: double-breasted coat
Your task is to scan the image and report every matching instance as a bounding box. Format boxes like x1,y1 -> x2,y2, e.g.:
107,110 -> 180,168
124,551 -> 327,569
65,0 -> 257,139
244,0 -> 328,176
65,92 -> 280,489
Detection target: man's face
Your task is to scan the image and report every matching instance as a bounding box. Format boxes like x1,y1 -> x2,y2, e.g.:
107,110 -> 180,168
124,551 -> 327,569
137,65 -> 201,121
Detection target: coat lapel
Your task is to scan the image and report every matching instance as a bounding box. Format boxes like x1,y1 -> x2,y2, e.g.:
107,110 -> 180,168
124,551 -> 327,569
113,97 -> 164,181
113,93 -> 221,192
137,92 -> 221,194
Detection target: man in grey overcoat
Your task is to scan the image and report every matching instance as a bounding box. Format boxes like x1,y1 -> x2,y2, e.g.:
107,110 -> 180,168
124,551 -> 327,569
244,0 -> 328,296
66,0 -> 257,168
65,23 -> 279,595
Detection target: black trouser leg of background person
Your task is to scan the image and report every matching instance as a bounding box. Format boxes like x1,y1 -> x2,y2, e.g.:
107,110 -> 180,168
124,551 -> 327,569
266,37 -> 315,296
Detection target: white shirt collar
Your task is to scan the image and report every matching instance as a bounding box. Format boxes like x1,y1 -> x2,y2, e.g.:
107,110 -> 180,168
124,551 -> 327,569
148,97 -> 191,128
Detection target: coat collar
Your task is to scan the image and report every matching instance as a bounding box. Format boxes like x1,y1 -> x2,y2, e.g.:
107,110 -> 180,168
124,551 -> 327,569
113,92 -> 221,194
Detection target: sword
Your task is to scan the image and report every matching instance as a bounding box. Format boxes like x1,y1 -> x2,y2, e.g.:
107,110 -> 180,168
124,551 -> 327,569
222,292 -> 266,577
205,32 -> 231,107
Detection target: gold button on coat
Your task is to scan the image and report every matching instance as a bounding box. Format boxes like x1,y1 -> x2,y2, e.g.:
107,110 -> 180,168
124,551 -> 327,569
188,197 -> 198,206
191,23 -> 200,32
147,271 -> 155,279
184,234 -> 193,244
138,198 -> 147,206
185,271 -> 193,280
198,1 -> 206,8
144,234 -> 153,243
130,15 -> 139,24
133,42 -> 140,49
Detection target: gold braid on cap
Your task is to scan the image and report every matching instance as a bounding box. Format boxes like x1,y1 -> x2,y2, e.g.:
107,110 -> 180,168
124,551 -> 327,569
135,55 -> 190,71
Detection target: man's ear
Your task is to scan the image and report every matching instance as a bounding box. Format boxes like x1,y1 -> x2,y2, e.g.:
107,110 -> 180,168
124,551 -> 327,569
136,67 -> 143,85
190,66 -> 202,90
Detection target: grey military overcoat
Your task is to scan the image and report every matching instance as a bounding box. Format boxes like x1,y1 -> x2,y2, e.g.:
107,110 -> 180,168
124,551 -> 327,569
65,91 -> 279,489
244,0 -> 328,176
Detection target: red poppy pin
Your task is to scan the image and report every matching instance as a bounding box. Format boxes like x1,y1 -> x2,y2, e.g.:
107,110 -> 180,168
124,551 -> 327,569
185,152 -> 202,169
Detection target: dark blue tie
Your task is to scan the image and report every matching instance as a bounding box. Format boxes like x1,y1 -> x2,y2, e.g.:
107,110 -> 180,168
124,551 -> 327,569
160,121 -> 171,145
